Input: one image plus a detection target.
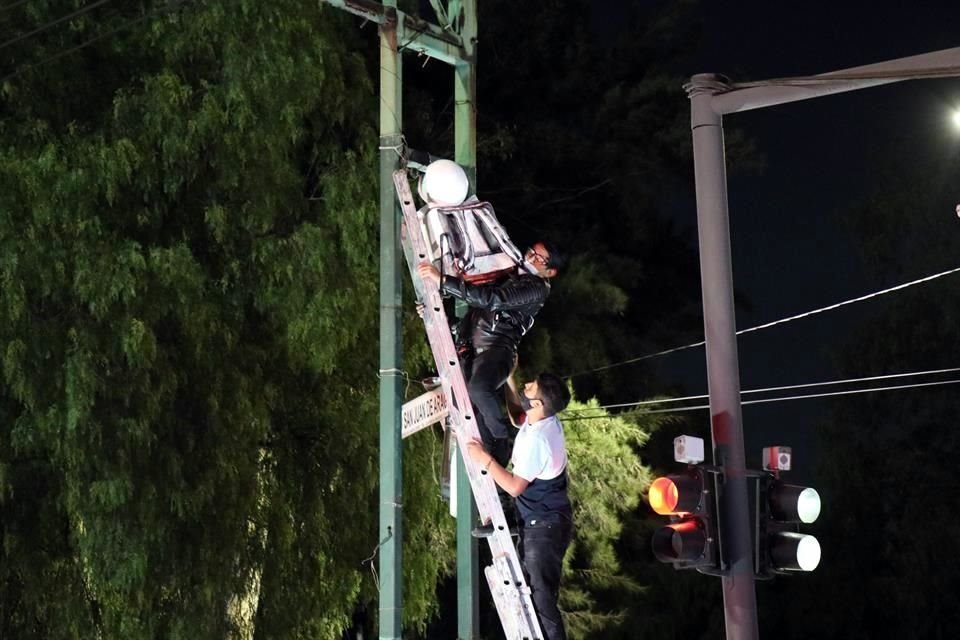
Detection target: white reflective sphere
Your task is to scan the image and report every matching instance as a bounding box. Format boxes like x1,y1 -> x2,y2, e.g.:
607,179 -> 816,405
423,159 -> 469,206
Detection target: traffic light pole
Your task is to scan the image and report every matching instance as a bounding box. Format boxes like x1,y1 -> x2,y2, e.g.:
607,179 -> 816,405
686,46 -> 960,640
688,75 -> 759,640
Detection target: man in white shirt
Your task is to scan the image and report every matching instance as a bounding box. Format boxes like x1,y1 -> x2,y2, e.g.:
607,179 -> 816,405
466,370 -> 573,640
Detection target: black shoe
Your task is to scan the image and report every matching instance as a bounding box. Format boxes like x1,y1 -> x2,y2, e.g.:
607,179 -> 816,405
471,524 -> 519,538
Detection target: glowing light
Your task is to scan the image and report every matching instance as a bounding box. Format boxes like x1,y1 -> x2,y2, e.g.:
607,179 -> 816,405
795,534 -> 822,571
953,110 -> 960,130
797,487 -> 822,524
649,477 -> 679,515
770,483 -> 821,523
771,532 -> 822,572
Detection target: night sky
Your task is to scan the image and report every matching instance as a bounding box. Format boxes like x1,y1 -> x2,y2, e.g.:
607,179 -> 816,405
639,2 -> 960,484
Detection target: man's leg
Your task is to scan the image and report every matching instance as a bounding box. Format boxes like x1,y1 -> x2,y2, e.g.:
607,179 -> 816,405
520,520 -> 573,640
464,346 -> 517,533
465,347 -> 513,466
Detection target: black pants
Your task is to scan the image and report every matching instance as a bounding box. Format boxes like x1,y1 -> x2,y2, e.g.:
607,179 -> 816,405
463,345 -> 514,466
463,345 -> 515,524
520,517 -> 573,640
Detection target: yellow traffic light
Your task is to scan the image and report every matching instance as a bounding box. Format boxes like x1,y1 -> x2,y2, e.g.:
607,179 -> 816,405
649,474 -> 704,515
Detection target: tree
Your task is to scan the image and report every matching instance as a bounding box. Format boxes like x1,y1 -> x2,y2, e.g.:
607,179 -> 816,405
0,2 -> 448,637
559,398 -> 655,638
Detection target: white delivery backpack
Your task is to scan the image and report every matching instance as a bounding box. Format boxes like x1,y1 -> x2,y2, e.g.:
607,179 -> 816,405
415,159 -> 529,284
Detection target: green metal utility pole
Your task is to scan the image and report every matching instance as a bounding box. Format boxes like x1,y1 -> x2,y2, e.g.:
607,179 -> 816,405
377,3 -> 403,638
453,2 -> 480,637
322,1 -> 477,638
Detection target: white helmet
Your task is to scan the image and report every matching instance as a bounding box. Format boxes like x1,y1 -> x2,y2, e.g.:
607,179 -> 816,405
420,159 -> 469,206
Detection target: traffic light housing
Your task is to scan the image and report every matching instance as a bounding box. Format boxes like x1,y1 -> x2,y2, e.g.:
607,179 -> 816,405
648,467 -> 719,571
756,476 -> 822,576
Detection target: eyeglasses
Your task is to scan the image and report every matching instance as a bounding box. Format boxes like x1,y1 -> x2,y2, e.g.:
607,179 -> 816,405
527,247 -> 550,266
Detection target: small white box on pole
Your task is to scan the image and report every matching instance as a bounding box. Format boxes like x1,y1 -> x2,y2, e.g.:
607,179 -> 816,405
674,435 -> 705,464
762,446 -> 792,471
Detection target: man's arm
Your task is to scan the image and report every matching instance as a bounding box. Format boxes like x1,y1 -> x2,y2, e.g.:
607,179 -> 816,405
417,263 -> 549,311
441,273 -> 548,311
503,357 -> 525,428
466,439 -> 530,497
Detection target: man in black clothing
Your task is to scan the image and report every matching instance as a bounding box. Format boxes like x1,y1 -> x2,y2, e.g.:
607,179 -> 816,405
416,241 -> 563,466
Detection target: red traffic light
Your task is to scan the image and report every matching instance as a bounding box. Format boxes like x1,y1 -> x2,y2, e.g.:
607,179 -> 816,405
651,519 -> 708,562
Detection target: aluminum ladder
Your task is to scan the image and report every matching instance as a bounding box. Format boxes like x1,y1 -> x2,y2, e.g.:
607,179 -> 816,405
394,169 -> 543,640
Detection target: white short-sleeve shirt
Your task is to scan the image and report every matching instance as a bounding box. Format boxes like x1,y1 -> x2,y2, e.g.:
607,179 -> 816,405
511,414 -> 567,482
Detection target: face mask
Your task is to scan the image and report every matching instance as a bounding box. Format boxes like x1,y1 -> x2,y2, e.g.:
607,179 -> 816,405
519,392 -> 536,412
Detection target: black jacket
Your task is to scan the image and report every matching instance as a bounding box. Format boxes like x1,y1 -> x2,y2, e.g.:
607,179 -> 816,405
440,271 -> 551,351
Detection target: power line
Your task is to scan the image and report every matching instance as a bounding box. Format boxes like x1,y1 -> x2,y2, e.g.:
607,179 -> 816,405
0,0 -> 111,53
2,0 -> 188,83
581,366 -> 960,411
565,264 -> 960,379
742,366 -> 960,396
563,377 -> 960,420
0,0 -> 32,15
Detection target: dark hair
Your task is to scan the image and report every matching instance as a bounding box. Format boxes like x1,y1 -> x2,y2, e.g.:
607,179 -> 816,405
536,372 -> 571,416
541,239 -> 567,273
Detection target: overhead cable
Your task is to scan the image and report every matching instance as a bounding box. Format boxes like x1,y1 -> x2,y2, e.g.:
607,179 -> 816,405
580,366 -> 960,411
3,0 -> 187,83
565,264 -> 960,379
564,377 -> 960,420
0,0 -> 32,15
0,0 -> 111,53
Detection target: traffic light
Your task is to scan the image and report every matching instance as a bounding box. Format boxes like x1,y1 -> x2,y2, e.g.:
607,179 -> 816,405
648,438 -> 719,571
756,446 -> 822,576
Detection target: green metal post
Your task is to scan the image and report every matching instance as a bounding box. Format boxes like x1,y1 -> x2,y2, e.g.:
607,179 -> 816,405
454,1 -> 479,637
378,4 -> 403,639
454,451 -> 478,639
